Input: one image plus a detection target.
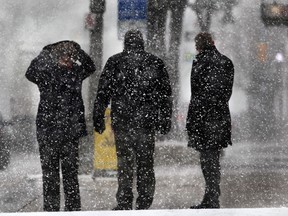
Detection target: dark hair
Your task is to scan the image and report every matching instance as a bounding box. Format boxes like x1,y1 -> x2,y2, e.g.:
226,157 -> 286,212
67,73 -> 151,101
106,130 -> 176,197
43,40 -> 81,51
195,32 -> 214,51
43,40 -> 81,60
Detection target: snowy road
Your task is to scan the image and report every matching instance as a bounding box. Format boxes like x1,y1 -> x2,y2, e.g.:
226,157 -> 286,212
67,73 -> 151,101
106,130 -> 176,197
1,140 -> 288,212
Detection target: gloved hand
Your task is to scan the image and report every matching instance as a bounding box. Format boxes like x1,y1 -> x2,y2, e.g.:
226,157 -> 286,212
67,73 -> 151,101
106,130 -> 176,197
158,118 -> 171,135
94,117 -> 105,134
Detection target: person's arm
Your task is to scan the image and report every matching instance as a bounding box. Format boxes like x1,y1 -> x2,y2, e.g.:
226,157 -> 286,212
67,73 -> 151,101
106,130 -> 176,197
198,58 -> 234,110
93,57 -> 115,133
77,49 -> 96,80
157,60 -> 173,135
25,50 -> 52,84
58,41 -> 95,80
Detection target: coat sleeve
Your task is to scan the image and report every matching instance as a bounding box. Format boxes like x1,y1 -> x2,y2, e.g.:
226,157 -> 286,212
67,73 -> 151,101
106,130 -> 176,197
25,50 -> 53,85
157,61 -> 173,134
201,57 -> 234,106
93,57 -> 115,132
77,49 -> 96,80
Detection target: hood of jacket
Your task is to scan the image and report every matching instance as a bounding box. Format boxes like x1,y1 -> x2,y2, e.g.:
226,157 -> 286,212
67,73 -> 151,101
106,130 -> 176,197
41,40 -> 81,66
43,40 -> 80,52
124,30 -> 145,52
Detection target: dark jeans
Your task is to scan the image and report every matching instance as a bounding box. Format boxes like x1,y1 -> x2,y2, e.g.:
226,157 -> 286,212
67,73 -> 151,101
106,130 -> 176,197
199,149 -> 221,207
114,129 -> 155,210
38,138 -> 81,211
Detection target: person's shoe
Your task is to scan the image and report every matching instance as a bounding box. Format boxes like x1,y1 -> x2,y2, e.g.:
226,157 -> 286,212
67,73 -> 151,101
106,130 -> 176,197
135,202 -> 152,210
190,204 -> 203,209
135,204 -> 149,210
190,202 -> 220,209
112,205 -> 132,210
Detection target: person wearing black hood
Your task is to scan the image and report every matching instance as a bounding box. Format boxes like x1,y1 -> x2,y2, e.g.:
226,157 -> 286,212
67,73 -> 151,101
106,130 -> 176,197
93,29 -> 172,210
186,32 -> 234,209
25,40 -> 95,211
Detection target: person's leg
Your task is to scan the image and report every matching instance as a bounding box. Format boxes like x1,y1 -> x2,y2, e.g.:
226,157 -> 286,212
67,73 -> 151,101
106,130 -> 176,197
39,139 -> 61,211
200,149 -> 221,208
114,132 -> 134,210
135,132 -> 155,210
61,139 -> 81,211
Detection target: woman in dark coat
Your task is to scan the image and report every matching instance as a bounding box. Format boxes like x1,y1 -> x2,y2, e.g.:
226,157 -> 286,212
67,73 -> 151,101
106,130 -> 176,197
26,40 -> 95,211
186,32 -> 234,209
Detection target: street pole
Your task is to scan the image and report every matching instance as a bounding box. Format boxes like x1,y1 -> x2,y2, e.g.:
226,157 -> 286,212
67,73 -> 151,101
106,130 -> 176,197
80,0 -> 105,174
89,0 -> 105,103
166,0 -> 186,139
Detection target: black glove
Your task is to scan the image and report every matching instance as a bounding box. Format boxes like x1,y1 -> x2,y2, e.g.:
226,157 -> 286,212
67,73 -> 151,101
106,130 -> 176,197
158,118 -> 171,135
94,117 -> 105,134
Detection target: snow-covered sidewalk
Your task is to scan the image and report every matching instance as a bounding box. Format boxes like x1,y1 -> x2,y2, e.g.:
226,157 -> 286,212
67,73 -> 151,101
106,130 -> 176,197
3,140 -> 288,212
1,208 -> 288,216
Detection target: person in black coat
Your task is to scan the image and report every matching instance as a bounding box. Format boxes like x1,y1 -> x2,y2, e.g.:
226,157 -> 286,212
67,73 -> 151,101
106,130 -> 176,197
25,40 -> 95,211
93,29 -> 172,210
186,32 -> 234,209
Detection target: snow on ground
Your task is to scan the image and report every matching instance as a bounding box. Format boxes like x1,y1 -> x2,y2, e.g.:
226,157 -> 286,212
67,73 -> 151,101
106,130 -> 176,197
1,208 -> 288,216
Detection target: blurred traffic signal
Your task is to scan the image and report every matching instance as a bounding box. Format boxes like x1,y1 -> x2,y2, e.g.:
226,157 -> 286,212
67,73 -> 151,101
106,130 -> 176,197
261,2 -> 288,26
257,42 -> 268,62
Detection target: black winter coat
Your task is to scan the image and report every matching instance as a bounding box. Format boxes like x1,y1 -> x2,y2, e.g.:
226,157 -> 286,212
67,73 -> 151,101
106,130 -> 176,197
186,45 -> 234,151
93,49 -> 172,133
26,41 -> 95,141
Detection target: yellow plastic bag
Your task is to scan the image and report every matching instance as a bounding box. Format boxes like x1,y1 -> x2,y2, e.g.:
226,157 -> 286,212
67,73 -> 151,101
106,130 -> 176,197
94,108 -> 117,172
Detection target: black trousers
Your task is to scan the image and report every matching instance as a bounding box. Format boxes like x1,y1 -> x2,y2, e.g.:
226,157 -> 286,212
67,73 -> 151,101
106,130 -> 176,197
38,138 -> 81,211
199,149 -> 221,207
114,129 -> 155,210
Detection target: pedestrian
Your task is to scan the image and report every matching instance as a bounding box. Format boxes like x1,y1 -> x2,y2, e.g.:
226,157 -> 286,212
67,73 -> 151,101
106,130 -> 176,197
25,40 -> 95,211
186,32 -> 234,209
93,29 -> 172,210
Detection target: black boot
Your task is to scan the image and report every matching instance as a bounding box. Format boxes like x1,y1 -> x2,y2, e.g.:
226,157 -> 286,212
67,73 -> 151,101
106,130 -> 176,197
190,202 -> 220,209
112,204 -> 132,210
190,195 -> 220,209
